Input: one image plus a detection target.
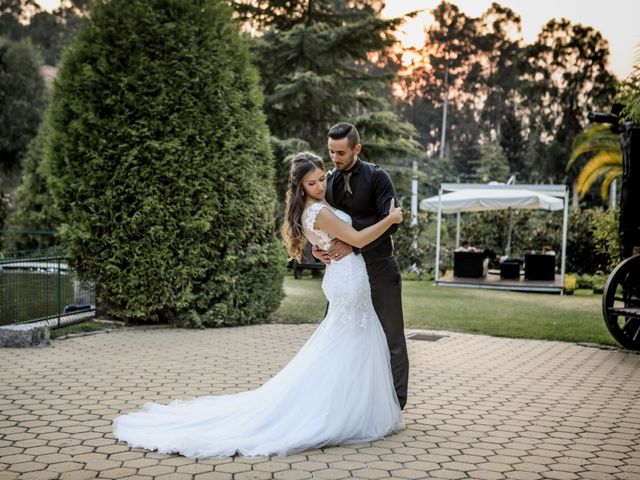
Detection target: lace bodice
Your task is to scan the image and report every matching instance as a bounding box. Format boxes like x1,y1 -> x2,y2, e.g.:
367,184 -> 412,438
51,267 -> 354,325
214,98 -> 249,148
302,202 -> 352,250
301,202 -> 372,328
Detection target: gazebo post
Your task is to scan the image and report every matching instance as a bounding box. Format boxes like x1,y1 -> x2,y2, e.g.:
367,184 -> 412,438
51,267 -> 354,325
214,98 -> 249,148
455,212 -> 461,249
435,186 -> 443,282
560,186 -> 569,293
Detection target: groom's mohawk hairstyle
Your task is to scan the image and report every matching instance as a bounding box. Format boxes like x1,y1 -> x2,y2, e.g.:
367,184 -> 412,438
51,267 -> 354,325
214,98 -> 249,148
328,122 -> 360,149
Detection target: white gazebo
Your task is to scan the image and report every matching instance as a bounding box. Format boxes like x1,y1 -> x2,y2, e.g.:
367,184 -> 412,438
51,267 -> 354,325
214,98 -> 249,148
420,183 -> 569,293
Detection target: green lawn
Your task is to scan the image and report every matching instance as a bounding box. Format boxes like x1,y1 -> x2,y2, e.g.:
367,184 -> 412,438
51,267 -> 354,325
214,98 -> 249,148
273,275 -> 618,347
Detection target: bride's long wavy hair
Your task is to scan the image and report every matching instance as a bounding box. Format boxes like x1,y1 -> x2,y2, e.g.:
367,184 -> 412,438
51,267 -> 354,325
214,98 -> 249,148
281,152 -> 326,261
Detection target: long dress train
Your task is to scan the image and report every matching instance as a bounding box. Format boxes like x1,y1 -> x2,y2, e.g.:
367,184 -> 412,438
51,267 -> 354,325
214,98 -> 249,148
112,203 -> 403,458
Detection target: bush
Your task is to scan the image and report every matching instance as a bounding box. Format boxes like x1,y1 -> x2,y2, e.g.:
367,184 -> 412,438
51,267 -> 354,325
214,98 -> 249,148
591,207 -> 619,271
576,273 -> 594,289
591,272 -> 609,294
563,274 -> 577,295
393,211 -> 443,276
45,0 -> 285,325
566,209 -> 610,275
410,207 -> 611,277
460,209 -> 562,260
3,120 -> 60,253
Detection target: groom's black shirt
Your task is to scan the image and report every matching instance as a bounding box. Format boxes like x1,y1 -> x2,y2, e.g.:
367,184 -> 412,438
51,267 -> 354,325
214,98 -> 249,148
326,158 -> 398,263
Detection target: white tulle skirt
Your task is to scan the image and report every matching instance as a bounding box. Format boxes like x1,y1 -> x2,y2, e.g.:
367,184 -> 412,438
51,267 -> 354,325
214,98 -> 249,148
112,253 -> 403,458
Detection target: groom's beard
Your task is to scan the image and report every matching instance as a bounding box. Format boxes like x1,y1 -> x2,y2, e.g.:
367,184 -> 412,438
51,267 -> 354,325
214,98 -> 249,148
336,155 -> 357,171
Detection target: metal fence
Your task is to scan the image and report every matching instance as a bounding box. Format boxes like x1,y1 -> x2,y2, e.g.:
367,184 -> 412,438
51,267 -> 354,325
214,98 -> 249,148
0,256 -> 96,328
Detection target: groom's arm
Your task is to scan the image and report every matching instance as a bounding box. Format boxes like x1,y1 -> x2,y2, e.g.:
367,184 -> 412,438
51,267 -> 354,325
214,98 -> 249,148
312,241 -> 353,264
359,168 -> 398,252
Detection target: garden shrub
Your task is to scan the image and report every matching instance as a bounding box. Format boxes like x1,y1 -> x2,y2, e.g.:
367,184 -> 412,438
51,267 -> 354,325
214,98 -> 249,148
591,207 -> 620,272
45,0 -> 285,325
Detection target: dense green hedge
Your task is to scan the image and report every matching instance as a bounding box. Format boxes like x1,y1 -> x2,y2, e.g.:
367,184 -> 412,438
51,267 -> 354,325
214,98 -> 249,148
45,0 -> 285,325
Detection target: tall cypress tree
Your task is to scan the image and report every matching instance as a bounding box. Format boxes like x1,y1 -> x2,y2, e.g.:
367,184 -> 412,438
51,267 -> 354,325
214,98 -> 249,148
45,0 -> 285,326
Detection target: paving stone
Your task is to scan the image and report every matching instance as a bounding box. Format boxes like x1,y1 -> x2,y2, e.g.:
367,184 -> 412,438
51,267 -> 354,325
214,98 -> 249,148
425,468 -> 467,479
504,472 -> 543,480
273,471 -> 311,480
99,467 -> 138,478
7,461 -> 47,473
470,470 -> 506,480
35,453 -> 73,464
154,473 -> 193,480
46,461 -> 85,473
344,454 -> 380,463
390,468 -> 428,479
440,461 -> 479,472
351,468 -> 391,479
137,465 -> 176,476
313,469 -> 351,479
176,463 -> 214,474
253,461 -> 291,473
14,471 -> 60,480
214,462 -> 252,474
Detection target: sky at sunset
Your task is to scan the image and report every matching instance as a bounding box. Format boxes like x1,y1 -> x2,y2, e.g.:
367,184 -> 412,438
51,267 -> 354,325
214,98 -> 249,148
38,0 -> 639,79
382,0 -> 639,79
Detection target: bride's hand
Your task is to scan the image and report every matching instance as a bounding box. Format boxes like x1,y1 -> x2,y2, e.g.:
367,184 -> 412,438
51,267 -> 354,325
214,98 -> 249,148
388,198 -> 403,224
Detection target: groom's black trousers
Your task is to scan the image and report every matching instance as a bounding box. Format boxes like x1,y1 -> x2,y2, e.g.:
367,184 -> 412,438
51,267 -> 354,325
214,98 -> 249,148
364,256 -> 409,410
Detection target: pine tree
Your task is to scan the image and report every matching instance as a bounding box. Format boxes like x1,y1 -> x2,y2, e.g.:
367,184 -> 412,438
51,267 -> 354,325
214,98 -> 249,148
471,142 -> 511,183
233,0 -> 421,163
45,0 -> 285,326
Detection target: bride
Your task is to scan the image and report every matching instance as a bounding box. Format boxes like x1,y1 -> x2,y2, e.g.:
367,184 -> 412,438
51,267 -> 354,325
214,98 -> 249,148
112,152 -> 404,458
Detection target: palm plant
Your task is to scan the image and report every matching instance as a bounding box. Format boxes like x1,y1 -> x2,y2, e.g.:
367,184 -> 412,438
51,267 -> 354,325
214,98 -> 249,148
568,124 -> 621,200
568,43 -> 640,201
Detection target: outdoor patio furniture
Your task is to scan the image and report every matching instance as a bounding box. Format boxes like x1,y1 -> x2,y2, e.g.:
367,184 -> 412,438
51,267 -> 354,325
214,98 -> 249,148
524,253 -> 556,281
287,242 -> 325,279
453,251 -> 486,278
500,261 -> 521,280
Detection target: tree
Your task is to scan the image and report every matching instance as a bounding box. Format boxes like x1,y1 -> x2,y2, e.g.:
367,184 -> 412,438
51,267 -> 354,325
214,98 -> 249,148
233,0 -> 421,162
521,19 -> 616,182
0,0 -> 88,66
498,108 -> 526,176
45,0 -> 285,326
471,142 -> 511,183
3,119 -> 60,253
411,2 -> 483,174
0,36 -> 46,172
0,0 -> 39,40
617,44 -> 640,123
477,3 -> 523,138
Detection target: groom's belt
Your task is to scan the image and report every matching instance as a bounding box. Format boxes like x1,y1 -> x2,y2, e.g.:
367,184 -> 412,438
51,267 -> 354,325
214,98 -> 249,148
360,237 -> 394,263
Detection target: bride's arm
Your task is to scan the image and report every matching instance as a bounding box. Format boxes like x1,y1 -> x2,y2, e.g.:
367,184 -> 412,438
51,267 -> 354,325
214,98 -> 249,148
314,201 -> 402,249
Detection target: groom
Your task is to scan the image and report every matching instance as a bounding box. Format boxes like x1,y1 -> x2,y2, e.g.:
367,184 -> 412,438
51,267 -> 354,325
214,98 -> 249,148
313,122 -> 409,410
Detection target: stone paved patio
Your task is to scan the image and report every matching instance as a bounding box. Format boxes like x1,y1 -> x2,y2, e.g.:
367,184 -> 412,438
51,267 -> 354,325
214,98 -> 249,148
1,324 -> 639,480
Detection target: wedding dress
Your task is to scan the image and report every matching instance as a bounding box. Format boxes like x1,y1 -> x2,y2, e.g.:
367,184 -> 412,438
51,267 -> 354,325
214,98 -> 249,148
112,202 -> 403,458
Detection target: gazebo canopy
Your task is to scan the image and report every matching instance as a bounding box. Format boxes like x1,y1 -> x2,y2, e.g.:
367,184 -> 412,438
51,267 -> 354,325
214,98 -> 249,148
421,183 -> 569,292
420,187 -> 564,214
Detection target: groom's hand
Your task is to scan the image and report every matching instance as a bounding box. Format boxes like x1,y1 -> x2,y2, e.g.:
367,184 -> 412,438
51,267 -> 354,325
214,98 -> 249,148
326,239 -> 353,261
312,244 -> 332,265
